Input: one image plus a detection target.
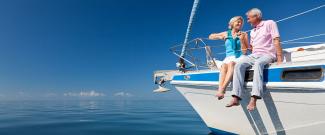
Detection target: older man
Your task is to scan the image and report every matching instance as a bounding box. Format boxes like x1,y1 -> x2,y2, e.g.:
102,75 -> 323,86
226,8 -> 283,111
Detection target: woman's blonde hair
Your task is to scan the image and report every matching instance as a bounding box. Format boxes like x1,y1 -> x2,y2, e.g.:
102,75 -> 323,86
228,16 -> 244,29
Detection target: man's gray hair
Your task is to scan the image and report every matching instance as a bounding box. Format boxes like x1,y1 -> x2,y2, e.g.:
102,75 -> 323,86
246,8 -> 262,19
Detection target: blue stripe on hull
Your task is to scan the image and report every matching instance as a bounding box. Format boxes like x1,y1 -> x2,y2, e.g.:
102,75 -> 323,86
173,72 -> 219,81
173,65 -> 325,82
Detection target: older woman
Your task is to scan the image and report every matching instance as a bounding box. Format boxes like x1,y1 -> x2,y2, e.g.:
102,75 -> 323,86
209,16 -> 249,100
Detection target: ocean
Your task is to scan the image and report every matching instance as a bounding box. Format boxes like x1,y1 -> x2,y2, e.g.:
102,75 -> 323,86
0,100 -> 212,135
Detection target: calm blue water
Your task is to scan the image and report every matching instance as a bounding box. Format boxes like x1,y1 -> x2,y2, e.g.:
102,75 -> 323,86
0,100 -> 212,135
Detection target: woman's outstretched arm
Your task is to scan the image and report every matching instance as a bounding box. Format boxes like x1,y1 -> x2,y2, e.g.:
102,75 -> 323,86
208,32 -> 227,40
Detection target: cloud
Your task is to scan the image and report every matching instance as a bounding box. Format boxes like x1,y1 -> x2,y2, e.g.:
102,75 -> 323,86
18,91 -> 27,96
16,91 -> 32,98
43,93 -> 58,97
64,90 -> 105,97
113,92 -> 133,97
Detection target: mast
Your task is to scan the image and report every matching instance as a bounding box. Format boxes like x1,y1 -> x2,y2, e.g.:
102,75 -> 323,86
180,0 -> 200,57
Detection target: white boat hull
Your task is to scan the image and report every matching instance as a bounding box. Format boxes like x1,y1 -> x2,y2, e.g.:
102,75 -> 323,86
175,85 -> 325,135
154,44 -> 325,134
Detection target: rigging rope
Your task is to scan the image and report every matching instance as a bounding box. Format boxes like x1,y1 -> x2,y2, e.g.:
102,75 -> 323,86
276,4 -> 325,23
281,33 -> 325,43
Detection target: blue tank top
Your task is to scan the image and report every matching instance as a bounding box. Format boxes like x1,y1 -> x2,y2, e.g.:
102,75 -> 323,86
224,29 -> 242,58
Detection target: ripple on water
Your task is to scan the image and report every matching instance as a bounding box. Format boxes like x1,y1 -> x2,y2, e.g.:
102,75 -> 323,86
0,100 -> 210,135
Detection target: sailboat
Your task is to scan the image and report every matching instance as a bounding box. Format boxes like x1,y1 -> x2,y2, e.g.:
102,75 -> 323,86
153,1 -> 325,135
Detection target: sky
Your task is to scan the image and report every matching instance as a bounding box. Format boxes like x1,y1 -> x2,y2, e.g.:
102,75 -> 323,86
0,0 -> 324,100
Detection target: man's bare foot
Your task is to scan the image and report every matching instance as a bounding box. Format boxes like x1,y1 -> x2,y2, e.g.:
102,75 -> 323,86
226,97 -> 240,107
247,97 -> 257,111
215,89 -> 225,100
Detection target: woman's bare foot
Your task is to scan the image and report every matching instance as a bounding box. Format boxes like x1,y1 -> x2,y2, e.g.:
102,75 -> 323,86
216,90 -> 225,100
226,97 -> 240,107
247,97 -> 257,111
216,87 -> 226,100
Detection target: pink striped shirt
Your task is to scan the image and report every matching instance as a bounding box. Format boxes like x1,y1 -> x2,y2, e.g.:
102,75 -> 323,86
250,20 -> 280,58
